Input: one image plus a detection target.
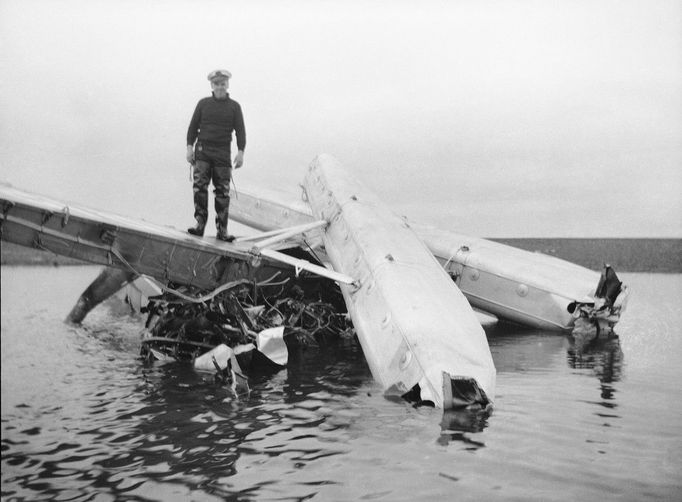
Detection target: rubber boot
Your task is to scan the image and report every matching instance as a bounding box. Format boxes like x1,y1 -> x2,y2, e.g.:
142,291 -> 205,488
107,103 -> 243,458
187,219 -> 206,237
215,195 -> 235,242
216,223 -> 235,242
217,232 -> 235,242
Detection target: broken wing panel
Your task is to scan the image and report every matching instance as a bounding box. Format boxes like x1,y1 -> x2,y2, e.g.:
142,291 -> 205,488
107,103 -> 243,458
0,183 -> 289,291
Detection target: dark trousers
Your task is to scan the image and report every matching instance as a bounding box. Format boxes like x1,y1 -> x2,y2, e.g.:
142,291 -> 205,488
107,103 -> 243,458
192,153 -> 232,234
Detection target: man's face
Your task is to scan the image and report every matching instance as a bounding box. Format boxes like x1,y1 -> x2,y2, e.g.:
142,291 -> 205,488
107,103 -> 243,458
211,78 -> 229,98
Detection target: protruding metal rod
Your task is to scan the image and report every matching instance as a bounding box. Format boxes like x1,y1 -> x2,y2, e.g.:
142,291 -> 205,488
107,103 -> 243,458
243,220 -> 327,248
258,248 -> 356,285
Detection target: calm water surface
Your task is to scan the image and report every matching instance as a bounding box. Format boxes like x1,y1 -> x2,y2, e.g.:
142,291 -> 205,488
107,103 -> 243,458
2,266 -> 681,501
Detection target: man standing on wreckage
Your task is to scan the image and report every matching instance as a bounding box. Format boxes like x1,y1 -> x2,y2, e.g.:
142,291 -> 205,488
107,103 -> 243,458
186,69 -> 246,242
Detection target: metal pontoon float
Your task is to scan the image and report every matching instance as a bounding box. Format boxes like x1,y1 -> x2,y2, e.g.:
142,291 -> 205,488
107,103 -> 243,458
302,154 -> 496,409
228,179 -> 628,334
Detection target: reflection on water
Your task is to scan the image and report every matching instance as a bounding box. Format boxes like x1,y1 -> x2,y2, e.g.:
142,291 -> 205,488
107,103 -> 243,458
568,336 -> 624,401
125,338 -> 368,496
438,407 -> 490,447
485,322 -> 569,373
2,268 -> 681,501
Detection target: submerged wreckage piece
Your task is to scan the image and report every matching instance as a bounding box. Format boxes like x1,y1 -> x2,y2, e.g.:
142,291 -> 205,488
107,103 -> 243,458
229,183 -> 628,334
139,279 -> 354,393
303,154 -> 496,409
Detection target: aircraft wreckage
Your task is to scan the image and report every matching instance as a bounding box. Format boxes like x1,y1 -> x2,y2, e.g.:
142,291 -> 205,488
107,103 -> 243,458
0,154 -> 628,409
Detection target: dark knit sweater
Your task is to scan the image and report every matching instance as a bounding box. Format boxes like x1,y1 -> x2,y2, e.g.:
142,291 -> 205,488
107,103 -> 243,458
186,93 -> 246,152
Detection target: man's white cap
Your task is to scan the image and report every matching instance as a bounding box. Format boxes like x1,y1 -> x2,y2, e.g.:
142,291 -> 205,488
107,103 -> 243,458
208,69 -> 232,81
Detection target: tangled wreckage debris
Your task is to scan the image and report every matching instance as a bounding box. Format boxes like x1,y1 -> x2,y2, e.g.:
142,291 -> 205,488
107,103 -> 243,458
138,275 -> 354,395
567,265 -> 629,340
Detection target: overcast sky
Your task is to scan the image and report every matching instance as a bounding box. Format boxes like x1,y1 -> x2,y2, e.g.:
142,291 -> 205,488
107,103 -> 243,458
1,0 -> 680,237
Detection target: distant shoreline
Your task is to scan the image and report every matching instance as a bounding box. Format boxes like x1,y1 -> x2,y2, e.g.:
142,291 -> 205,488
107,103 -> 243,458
2,239 -> 680,272
491,238 -> 681,273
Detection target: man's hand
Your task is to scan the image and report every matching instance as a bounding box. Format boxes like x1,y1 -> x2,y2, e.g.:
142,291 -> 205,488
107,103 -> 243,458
186,145 -> 195,164
234,150 -> 244,169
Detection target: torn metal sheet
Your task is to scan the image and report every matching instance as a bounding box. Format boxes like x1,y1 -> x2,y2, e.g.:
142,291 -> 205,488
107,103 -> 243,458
256,326 -> 288,366
568,265 -> 630,337
194,344 -> 252,394
117,274 -> 164,313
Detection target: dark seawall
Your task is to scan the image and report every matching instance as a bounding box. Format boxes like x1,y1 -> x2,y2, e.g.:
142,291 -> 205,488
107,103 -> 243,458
2,239 -> 681,272
491,238 -> 681,273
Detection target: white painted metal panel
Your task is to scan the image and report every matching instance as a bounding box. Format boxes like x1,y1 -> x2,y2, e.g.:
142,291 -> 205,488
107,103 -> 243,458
303,154 -> 496,408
